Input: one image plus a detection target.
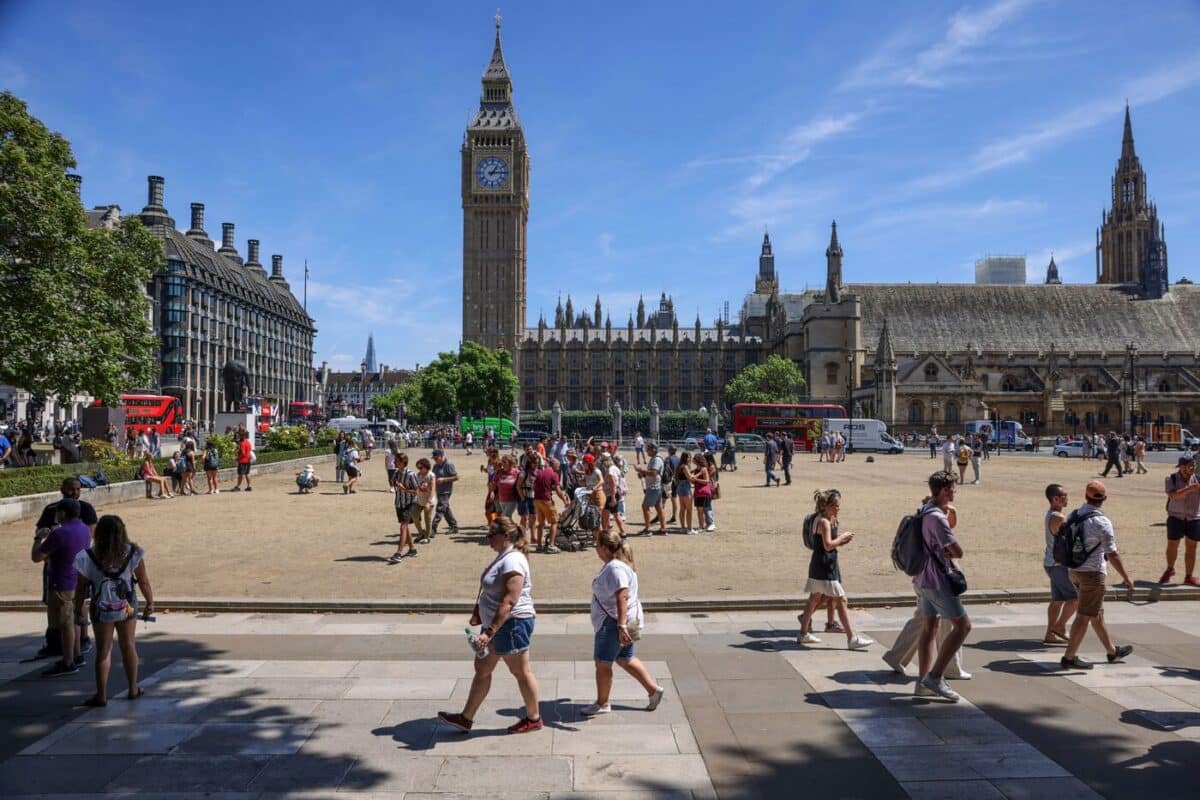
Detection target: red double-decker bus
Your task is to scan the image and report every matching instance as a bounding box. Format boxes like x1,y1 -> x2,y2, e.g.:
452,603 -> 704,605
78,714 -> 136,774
288,401 -> 318,425
121,394 -> 184,435
732,403 -> 847,451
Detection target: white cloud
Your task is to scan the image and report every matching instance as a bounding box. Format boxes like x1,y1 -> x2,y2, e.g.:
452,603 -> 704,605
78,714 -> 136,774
913,54 -> 1200,190
840,0 -> 1037,90
861,197 -> 1045,231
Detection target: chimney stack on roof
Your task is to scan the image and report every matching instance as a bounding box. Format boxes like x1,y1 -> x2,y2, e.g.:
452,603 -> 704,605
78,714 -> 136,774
67,174 -> 82,197
218,222 -> 243,263
139,175 -> 174,228
245,239 -> 265,273
186,203 -> 210,241
270,255 -> 289,287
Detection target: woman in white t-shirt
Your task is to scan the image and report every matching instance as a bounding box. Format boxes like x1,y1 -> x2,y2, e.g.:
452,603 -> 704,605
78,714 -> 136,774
437,517 -> 544,735
581,530 -> 665,717
71,515 -> 154,707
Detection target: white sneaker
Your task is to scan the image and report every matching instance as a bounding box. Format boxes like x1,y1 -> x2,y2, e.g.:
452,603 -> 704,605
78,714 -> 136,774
882,651 -> 906,675
686,528 -> 699,535
848,635 -> 874,651
581,703 -> 611,716
919,675 -> 961,702
946,670 -> 972,680
798,632 -> 822,645
646,686 -> 665,711
913,678 -> 937,698
704,524 -> 716,532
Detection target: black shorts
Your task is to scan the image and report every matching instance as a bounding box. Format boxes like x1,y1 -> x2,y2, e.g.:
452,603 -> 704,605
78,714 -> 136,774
237,463 -> 251,476
345,465 -> 359,478
1166,516 -> 1200,541
395,504 -> 416,524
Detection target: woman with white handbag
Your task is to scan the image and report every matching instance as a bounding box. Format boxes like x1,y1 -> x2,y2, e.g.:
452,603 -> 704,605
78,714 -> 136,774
582,530 -> 665,717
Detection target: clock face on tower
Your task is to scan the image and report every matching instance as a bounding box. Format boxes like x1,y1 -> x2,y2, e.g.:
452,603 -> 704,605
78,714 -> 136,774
475,156 -> 509,189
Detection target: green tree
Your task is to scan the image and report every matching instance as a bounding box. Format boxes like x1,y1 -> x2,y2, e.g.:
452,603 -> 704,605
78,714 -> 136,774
455,341 -> 518,416
724,354 -> 806,405
418,370 -> 458,422
0,92 -> 160,403
371,380 -> 422,420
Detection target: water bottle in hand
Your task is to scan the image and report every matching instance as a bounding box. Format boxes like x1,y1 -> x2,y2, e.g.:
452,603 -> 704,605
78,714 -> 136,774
465,627 -> 488,659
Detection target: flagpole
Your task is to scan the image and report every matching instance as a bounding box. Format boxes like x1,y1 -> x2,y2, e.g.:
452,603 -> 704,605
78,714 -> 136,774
304,259 -> 309,313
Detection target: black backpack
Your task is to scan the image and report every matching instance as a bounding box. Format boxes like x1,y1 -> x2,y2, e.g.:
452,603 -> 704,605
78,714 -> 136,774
1052,510 -> 1102,568
891,507 -> 931,576
802,512 -> 819,550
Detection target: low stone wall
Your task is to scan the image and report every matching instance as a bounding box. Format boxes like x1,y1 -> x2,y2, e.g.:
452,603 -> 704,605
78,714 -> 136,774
0,453 -> 337,526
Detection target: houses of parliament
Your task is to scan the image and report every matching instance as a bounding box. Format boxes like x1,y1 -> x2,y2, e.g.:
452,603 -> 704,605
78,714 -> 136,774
461,18 -> 1200,433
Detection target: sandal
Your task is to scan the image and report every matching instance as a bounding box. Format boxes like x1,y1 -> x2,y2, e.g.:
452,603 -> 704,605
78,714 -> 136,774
824,621 -> 846,634
1043,631 -> 1069,644
128,688 -> 145,700
82,695 -> 107,708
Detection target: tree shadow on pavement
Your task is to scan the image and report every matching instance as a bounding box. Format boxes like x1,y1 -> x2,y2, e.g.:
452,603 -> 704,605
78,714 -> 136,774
0,634 -> 389,794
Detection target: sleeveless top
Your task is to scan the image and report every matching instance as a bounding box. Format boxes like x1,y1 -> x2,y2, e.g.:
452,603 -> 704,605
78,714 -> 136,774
807,517 -> 842,582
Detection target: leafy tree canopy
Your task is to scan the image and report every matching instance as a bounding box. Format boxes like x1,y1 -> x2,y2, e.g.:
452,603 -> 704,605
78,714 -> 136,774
723,354 -> 806,406
416,342 -> 516,422
0,92 -> 160,403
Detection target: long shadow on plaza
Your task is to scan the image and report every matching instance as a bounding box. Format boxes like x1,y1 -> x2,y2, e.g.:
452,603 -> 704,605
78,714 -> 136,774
0,634 -> 389,795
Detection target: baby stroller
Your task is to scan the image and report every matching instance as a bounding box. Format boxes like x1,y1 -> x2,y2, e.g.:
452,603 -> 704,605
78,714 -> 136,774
720,445 -> 738,471
556,487 -> 600,552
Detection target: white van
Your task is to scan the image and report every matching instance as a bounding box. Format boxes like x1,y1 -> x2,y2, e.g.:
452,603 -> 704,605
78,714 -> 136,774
824,418 -> 904,454
325,416 -> 371,434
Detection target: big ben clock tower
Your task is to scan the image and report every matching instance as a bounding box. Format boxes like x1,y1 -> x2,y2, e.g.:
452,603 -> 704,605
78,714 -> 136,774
462,12 -> 529,362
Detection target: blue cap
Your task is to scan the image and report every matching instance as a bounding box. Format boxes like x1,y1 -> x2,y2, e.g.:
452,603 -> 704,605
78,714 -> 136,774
432,449 -> 445,457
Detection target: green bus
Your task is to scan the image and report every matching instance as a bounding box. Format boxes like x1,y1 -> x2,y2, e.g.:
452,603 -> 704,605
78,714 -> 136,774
459,416 -> 519,438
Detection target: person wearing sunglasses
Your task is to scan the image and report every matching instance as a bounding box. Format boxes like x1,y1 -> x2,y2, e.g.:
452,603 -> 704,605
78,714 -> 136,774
1061,480 -> 1135,670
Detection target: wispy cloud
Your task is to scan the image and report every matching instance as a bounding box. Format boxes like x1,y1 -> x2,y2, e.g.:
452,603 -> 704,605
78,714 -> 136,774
912,54 -> 1200,190
861,197 -> 1045,231
686,110 -> 867,193
840,0 -> 1037,90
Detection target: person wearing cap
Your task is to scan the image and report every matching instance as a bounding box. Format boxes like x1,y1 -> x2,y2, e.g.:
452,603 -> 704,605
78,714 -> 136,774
1060,480 -> 1135,670
431,449 -> 460,535
31,497 -> 92,677
635,443 -> 667,535
32,479 -> 98,661
295,464 -> 320,493
1161,454 -> 1200,586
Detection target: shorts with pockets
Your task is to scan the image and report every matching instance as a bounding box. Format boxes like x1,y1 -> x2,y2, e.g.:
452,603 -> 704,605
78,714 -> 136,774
916,587 -> 967,620
492,616 -> 535,656
1069,570 -> 1106,617
534,499 -> 558,524
518,497 -> 536,516
1166,516 -> 1200,541
593,616 -> 635,663
1044,564 -> 1077,601
47,589 -> 75,629
642,488 -> 662,508
237,463 -> 251,476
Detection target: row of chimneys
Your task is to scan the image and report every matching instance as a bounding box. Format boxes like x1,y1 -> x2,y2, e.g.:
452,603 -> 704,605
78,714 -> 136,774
67,173 -> 291,286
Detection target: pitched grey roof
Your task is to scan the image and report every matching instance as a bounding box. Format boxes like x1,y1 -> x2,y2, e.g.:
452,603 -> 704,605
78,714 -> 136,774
851,283 -> 1200,355
160,227 -> 313,328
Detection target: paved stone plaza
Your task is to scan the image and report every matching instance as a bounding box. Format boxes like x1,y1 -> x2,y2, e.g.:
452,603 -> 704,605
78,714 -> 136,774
1,601 -> 1197,798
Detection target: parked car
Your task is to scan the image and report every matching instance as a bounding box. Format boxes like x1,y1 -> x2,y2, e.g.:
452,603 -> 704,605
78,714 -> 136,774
731,433 -> 766,453
1053,441 -> 1087,458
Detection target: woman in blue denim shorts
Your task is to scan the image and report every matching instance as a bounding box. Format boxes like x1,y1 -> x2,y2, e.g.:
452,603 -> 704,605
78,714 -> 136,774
438,517 -> 544,735
582,530 -> 665,717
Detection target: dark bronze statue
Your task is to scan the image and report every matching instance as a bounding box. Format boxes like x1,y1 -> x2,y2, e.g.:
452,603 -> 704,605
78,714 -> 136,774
221,360 -> 251,412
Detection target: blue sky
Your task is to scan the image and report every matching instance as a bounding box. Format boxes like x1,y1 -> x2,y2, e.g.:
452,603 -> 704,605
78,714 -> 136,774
4,0 -> 1199,371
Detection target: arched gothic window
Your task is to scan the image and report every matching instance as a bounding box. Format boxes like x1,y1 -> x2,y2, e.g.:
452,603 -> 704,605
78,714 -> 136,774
924,364 -> 939,382
908,401 -> 924,424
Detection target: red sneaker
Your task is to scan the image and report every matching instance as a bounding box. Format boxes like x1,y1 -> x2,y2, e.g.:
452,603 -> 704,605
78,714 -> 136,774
437,712 -> 473,733
1158,567 -> 1176,584
1185,576 -> 1200,587
507,715 -> 544,734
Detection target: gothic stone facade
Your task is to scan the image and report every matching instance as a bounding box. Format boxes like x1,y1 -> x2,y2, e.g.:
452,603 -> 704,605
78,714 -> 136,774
461,23 -> 1197,431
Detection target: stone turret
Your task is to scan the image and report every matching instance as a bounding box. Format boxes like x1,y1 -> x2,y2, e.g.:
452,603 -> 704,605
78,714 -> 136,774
825,220 -> 843,303
1044,255 -> 1061,285
636,296 -> 646,328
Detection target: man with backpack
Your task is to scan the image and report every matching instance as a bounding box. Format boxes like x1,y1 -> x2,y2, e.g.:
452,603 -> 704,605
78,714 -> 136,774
1060,480 -> 1135,669
908,470 -> 971,701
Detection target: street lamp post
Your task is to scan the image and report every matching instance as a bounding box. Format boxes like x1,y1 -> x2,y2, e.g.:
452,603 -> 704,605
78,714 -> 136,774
845,353 -> 854,454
